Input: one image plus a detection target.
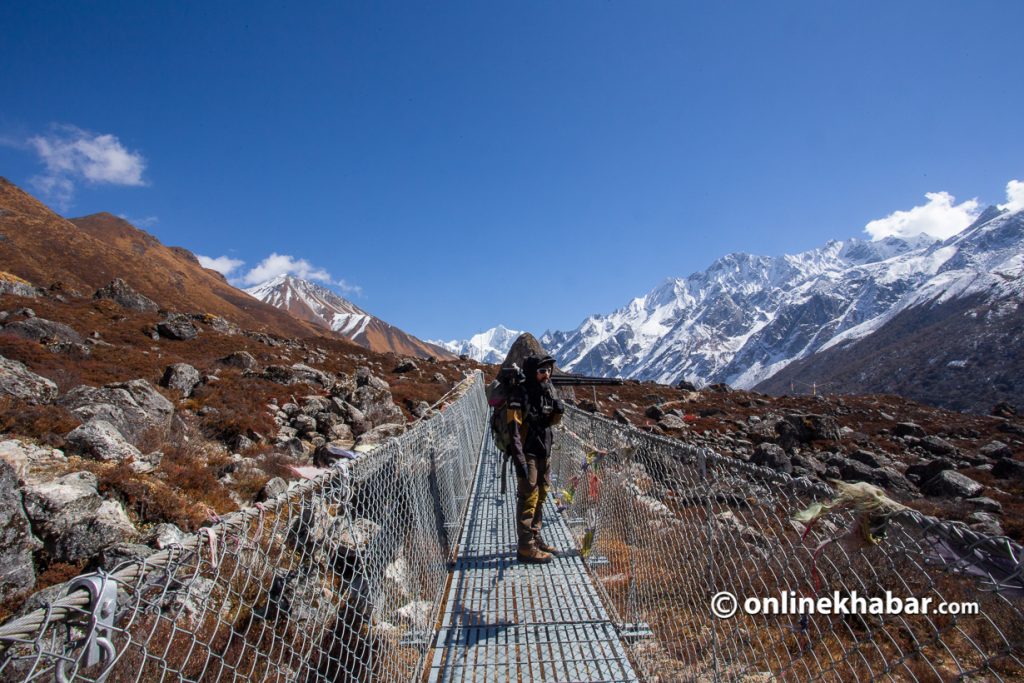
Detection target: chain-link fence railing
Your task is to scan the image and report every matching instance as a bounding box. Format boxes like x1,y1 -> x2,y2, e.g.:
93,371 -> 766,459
0,372 -> 487,683
553,406 -> 1024,682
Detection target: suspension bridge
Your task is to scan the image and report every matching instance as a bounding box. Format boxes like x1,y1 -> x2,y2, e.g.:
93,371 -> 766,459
1,371 -> 1022,682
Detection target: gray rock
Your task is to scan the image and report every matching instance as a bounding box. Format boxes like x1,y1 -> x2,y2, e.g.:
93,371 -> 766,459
93,278 -> 158,312
657,414 -> 687,431
979,441 -> 1013,460
905,458 -> 954,484
432,372 -> 447,384
393,359 -> 418,374
920,435 -> 956,456
968,512 -> 1004,537
65,419 -> 143,463
264,363 -> 334,389
259,477 -> 289,501
967,497 -> 1003,513
839,459 -> 875,484
221,351 -> 257,369
0,355 -> 58,403
992,458 -> 1024,481
645,404 -> 665,420
355,423 -> 406,448
0,276 -> 38,298
872,467 -> 916,496
3,317 -> 84,347
150,523 -> 185,549
160,363 -> 202,398
790,453 -> 827,476
301,396 -> 330,416
921,470 -> 983,499
355,366 -> 390,391
850,450 -> 890,469
327,423 -> 355,447
894,422 -> 927,438
750,443 -> 791,474
350,384 -> 404,427
0,459 -> 40,601
776,414 -> 841,449
23,471 -> 137,562
281,402 -> 301,418
0,439 -> 66,479
61,379 -> 174,444
340,402 -> 370,436
292,414 -> 317,436
156,313 -> 198,341
410,401 -> 432,419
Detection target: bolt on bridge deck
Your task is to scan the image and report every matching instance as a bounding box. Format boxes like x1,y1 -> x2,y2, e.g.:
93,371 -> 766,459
428,437 -> 640,682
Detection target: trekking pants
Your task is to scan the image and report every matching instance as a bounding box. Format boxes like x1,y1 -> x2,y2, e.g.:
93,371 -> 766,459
515,455 -> 550,546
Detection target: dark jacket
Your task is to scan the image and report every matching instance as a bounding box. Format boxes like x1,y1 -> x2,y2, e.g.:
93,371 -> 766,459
507,357 -> 564,464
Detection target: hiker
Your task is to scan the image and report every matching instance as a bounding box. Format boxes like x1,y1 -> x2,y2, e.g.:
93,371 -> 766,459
507,354 -> 565,564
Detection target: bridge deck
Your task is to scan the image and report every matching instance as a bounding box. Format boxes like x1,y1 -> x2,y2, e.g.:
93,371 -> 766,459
428,439 -> 639,682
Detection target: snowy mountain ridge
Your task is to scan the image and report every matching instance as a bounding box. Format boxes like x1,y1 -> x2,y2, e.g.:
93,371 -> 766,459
429,325 -> 524,363
540,206 -> 1023,390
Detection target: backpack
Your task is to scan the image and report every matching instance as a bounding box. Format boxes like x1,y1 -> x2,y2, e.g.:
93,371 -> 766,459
486,364 -> 525,455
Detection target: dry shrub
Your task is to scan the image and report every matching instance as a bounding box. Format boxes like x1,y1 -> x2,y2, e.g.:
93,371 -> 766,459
191,372 -> 288,442
0,396 -> 80,446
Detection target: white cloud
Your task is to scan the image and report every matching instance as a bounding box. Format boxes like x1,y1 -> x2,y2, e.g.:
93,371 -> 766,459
864,191 -> 980,241
336,279 -> 364,297
197,254 -> 245,277
26,125 -> 147,209
240,253 -> 334,286
999,179 -> 1024,213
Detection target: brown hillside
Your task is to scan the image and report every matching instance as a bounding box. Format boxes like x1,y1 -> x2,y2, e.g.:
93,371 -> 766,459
0,178 -> 319,338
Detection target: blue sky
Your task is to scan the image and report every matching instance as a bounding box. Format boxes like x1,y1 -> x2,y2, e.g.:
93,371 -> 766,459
1,1 -> 1022,341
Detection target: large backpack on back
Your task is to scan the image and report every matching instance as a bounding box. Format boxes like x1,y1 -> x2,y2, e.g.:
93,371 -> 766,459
486,364 -> 525,455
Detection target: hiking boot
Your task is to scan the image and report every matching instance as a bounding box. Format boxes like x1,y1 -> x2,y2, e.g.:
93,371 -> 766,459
517,542 -> 553,565
534,535 -> 558,554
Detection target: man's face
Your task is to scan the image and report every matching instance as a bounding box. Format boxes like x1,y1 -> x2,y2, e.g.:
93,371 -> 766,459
536,366 -> 552,381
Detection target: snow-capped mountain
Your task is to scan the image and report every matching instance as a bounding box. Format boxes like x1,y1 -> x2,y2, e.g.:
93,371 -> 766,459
542,207 -> 1023,412
429,325 -> 523,363
245,275 -> 451,359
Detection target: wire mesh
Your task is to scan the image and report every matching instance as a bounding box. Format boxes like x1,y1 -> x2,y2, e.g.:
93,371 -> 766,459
552,405 -> 1024,682
0,372 -> 487,683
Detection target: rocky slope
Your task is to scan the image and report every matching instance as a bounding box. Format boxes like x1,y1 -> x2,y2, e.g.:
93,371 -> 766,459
541,207 -> 1023,414
245,275 -> 451,359
0,178 -> 319,338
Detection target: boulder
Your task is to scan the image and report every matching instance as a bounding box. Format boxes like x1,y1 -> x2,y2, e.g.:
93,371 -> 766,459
967,512 -> 1004,537
0,355 -> 58,404
350,384 -> 404,428
966,497 -> 1003,513
905,458 -> 954,484
894,422 -> 926,438
160,363 -> 202,398
93,278 -> 158,312
3,317 -> 84,346
61,379 -> 174,444
776,414 -> 841,449
355,367 -> 390,391
23,471 -> 137,563
921,470 -> 983,499
221,351 -> 258,370
849,450 -> 891,469
328,422 -> 355,447
264,363 -> 334,389
293,414 -> 317,436
65,419 -> 143,463
156,313 -> 198,341
991,402 -> 1019,419
657,414 -> 687,431
676,380 -> 697,392
751,442 -> 791,474
992,458 -> 1024,482
644,404 -> 665,420
0,459 -> 40,601
839,459 -> 875,484
100,542 -> 155,571
979,441 -> 1013,461
920,435 -> 956,456
259,477 -> 289,501
150,523 -> 185,549
871,467 -> 916,496
393,359 -> 418,374
0,273 -> 38,298
0,439 -> 66,479
355,423 -> 406,449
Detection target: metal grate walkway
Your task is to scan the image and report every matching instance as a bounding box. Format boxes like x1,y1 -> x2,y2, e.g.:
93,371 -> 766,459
428,437 -> 640,682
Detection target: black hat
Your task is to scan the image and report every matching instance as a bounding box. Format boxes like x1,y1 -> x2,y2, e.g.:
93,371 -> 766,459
536,355 -> 556,368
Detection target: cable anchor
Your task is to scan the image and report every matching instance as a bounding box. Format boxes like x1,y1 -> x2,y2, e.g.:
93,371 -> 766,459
56,573 -> 118,682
